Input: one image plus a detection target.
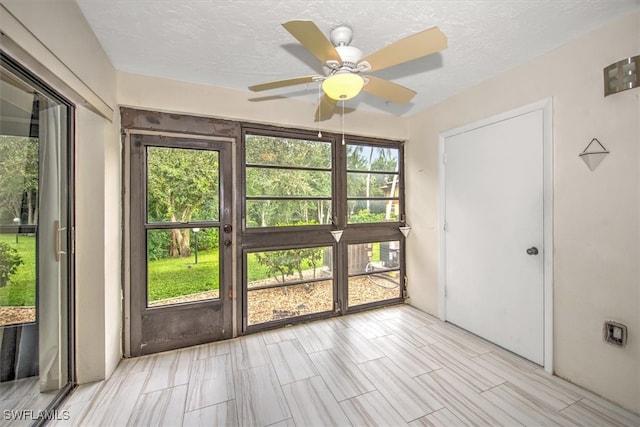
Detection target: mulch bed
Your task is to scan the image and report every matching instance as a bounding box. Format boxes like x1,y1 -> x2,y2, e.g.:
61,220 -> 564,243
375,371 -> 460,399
0,307 -> 36,326
247,274 -> 400,325
1,272 -> 399,327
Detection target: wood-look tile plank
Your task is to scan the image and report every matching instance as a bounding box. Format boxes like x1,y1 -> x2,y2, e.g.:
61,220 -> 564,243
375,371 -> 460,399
0,377 -> 38,401
308,316 -> 349,333
340,390 -> 407,426
475,352 -> 581,410
409,408 -> 470,427
266,418 -> 296,427
49,399 -> 92,427
480,344 -> 540,373
1,390 -> 59,427
231,334 -> 271,371
282,376 -> 350,427
79,371 -> 148,426
359,357 -> 443,422
396,305 -> 437,327
482,382 -> 580,426
182,399 -> 238,426
341,314 -> 393,339
60,381 -> 104,406
142,348 -> 192,393
420,342 -> 505,392
416,368 -> 520,427
111,354 -> 155,377
185,353 -> 234,412
365,304 -> 406,321
234,364 -> 291,426
309,348 -> 375,401
292,323 -> 337,354
51,304 -> 640,427
128,383 -> 187,426
267,339 -> 318,385
372,333 -> 441,377
381,317 -> 440,346
332,328 -> 385,364
194,340 -> 230,360
561,398 -> 640,427
261,325 -> 298,345
423,323 -> 493,357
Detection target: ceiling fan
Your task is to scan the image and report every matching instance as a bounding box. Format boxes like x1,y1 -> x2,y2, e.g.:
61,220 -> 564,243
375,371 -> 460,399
249,20 -> 447,121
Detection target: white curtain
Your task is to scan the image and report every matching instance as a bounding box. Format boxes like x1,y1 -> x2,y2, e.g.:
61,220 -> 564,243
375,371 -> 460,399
37,97 -> 67,392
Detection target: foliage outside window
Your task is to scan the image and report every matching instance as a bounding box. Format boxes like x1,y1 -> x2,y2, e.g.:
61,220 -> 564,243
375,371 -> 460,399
246,246 -> 333,325
347,145 -> 400,224
145,147 -> 222,306
347,241 -> 401,307
0,135 -> 38,325
245,135 -> 332,227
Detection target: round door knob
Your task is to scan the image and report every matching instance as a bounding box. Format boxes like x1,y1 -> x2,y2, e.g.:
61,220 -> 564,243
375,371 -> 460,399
526,247 -> 539,255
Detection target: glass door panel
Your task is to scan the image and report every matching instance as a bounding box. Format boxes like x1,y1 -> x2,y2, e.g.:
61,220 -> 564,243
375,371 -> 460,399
147,227 -> 220,307
0,56 -> 72,415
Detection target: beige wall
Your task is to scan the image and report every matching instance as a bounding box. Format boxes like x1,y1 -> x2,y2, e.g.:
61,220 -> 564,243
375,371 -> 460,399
0,0 -> 121,383
406,12 -> 640,413
117,71 -> 408,140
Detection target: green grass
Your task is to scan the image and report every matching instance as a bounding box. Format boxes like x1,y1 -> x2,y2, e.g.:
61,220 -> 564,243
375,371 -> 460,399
148,251 -> 277,300
0,235 -> 386,306
147,249 -> 220,301
0,234 -> 36,306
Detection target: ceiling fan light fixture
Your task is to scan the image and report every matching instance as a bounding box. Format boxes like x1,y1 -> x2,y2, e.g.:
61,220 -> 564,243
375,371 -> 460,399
322,73 -> 364,100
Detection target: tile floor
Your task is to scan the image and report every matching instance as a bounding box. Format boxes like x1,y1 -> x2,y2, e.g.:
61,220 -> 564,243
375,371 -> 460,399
47,304 -> 639,426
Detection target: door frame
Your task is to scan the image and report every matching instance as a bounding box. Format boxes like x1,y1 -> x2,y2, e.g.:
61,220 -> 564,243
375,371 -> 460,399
438,98 -> 553,373
121,108 -> 241,357
128,133 -> 233,356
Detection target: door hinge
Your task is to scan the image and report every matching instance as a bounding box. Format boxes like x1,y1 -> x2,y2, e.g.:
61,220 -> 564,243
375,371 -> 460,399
443,153 -> 447,165
71,226 -> 76,254
334,301 -> 341,313
443,222 -> 448,232
228,287 -> 233,300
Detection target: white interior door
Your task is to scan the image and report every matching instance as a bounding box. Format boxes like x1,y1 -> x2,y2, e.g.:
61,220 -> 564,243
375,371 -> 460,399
443,109 -> 545,365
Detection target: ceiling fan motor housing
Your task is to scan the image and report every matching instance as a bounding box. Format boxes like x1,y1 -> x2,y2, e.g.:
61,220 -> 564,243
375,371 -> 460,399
335,45 -> 363,68
330,25 -> 353,46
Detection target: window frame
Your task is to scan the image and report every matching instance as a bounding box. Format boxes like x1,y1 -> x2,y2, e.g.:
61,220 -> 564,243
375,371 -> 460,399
241,126 -> 337,232
344,140 -> 404,226
239,124 -> 406,332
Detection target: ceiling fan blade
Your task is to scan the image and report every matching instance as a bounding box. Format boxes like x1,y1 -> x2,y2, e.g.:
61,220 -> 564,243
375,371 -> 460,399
314,94 -> 337,122
249,75 -> 321,92
360,27 -> 447,72
282,20 -> 342,64
362,76 -> 416,104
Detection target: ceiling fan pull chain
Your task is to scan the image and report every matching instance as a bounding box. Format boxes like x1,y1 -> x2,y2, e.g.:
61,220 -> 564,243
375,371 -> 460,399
318,84 -> 323,138
341,101 -> 345,145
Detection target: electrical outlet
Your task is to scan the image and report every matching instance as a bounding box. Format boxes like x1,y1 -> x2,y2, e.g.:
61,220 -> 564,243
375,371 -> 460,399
603,321 -> 627,347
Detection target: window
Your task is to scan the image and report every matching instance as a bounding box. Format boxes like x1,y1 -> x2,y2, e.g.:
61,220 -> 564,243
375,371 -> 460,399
347,145 -> 400,224
246,246 -> 333,325
347,241 -> 401,307
245,134 -> 332,227
241,127 -> 404,330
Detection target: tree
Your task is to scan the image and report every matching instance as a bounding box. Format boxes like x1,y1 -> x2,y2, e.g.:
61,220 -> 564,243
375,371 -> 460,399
147,147 -> 219,257
245,136 -> 332,227
0,136 -> 39,225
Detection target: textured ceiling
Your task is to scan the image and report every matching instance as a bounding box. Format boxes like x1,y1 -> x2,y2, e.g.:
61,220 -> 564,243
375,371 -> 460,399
76,0 -> 639,116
